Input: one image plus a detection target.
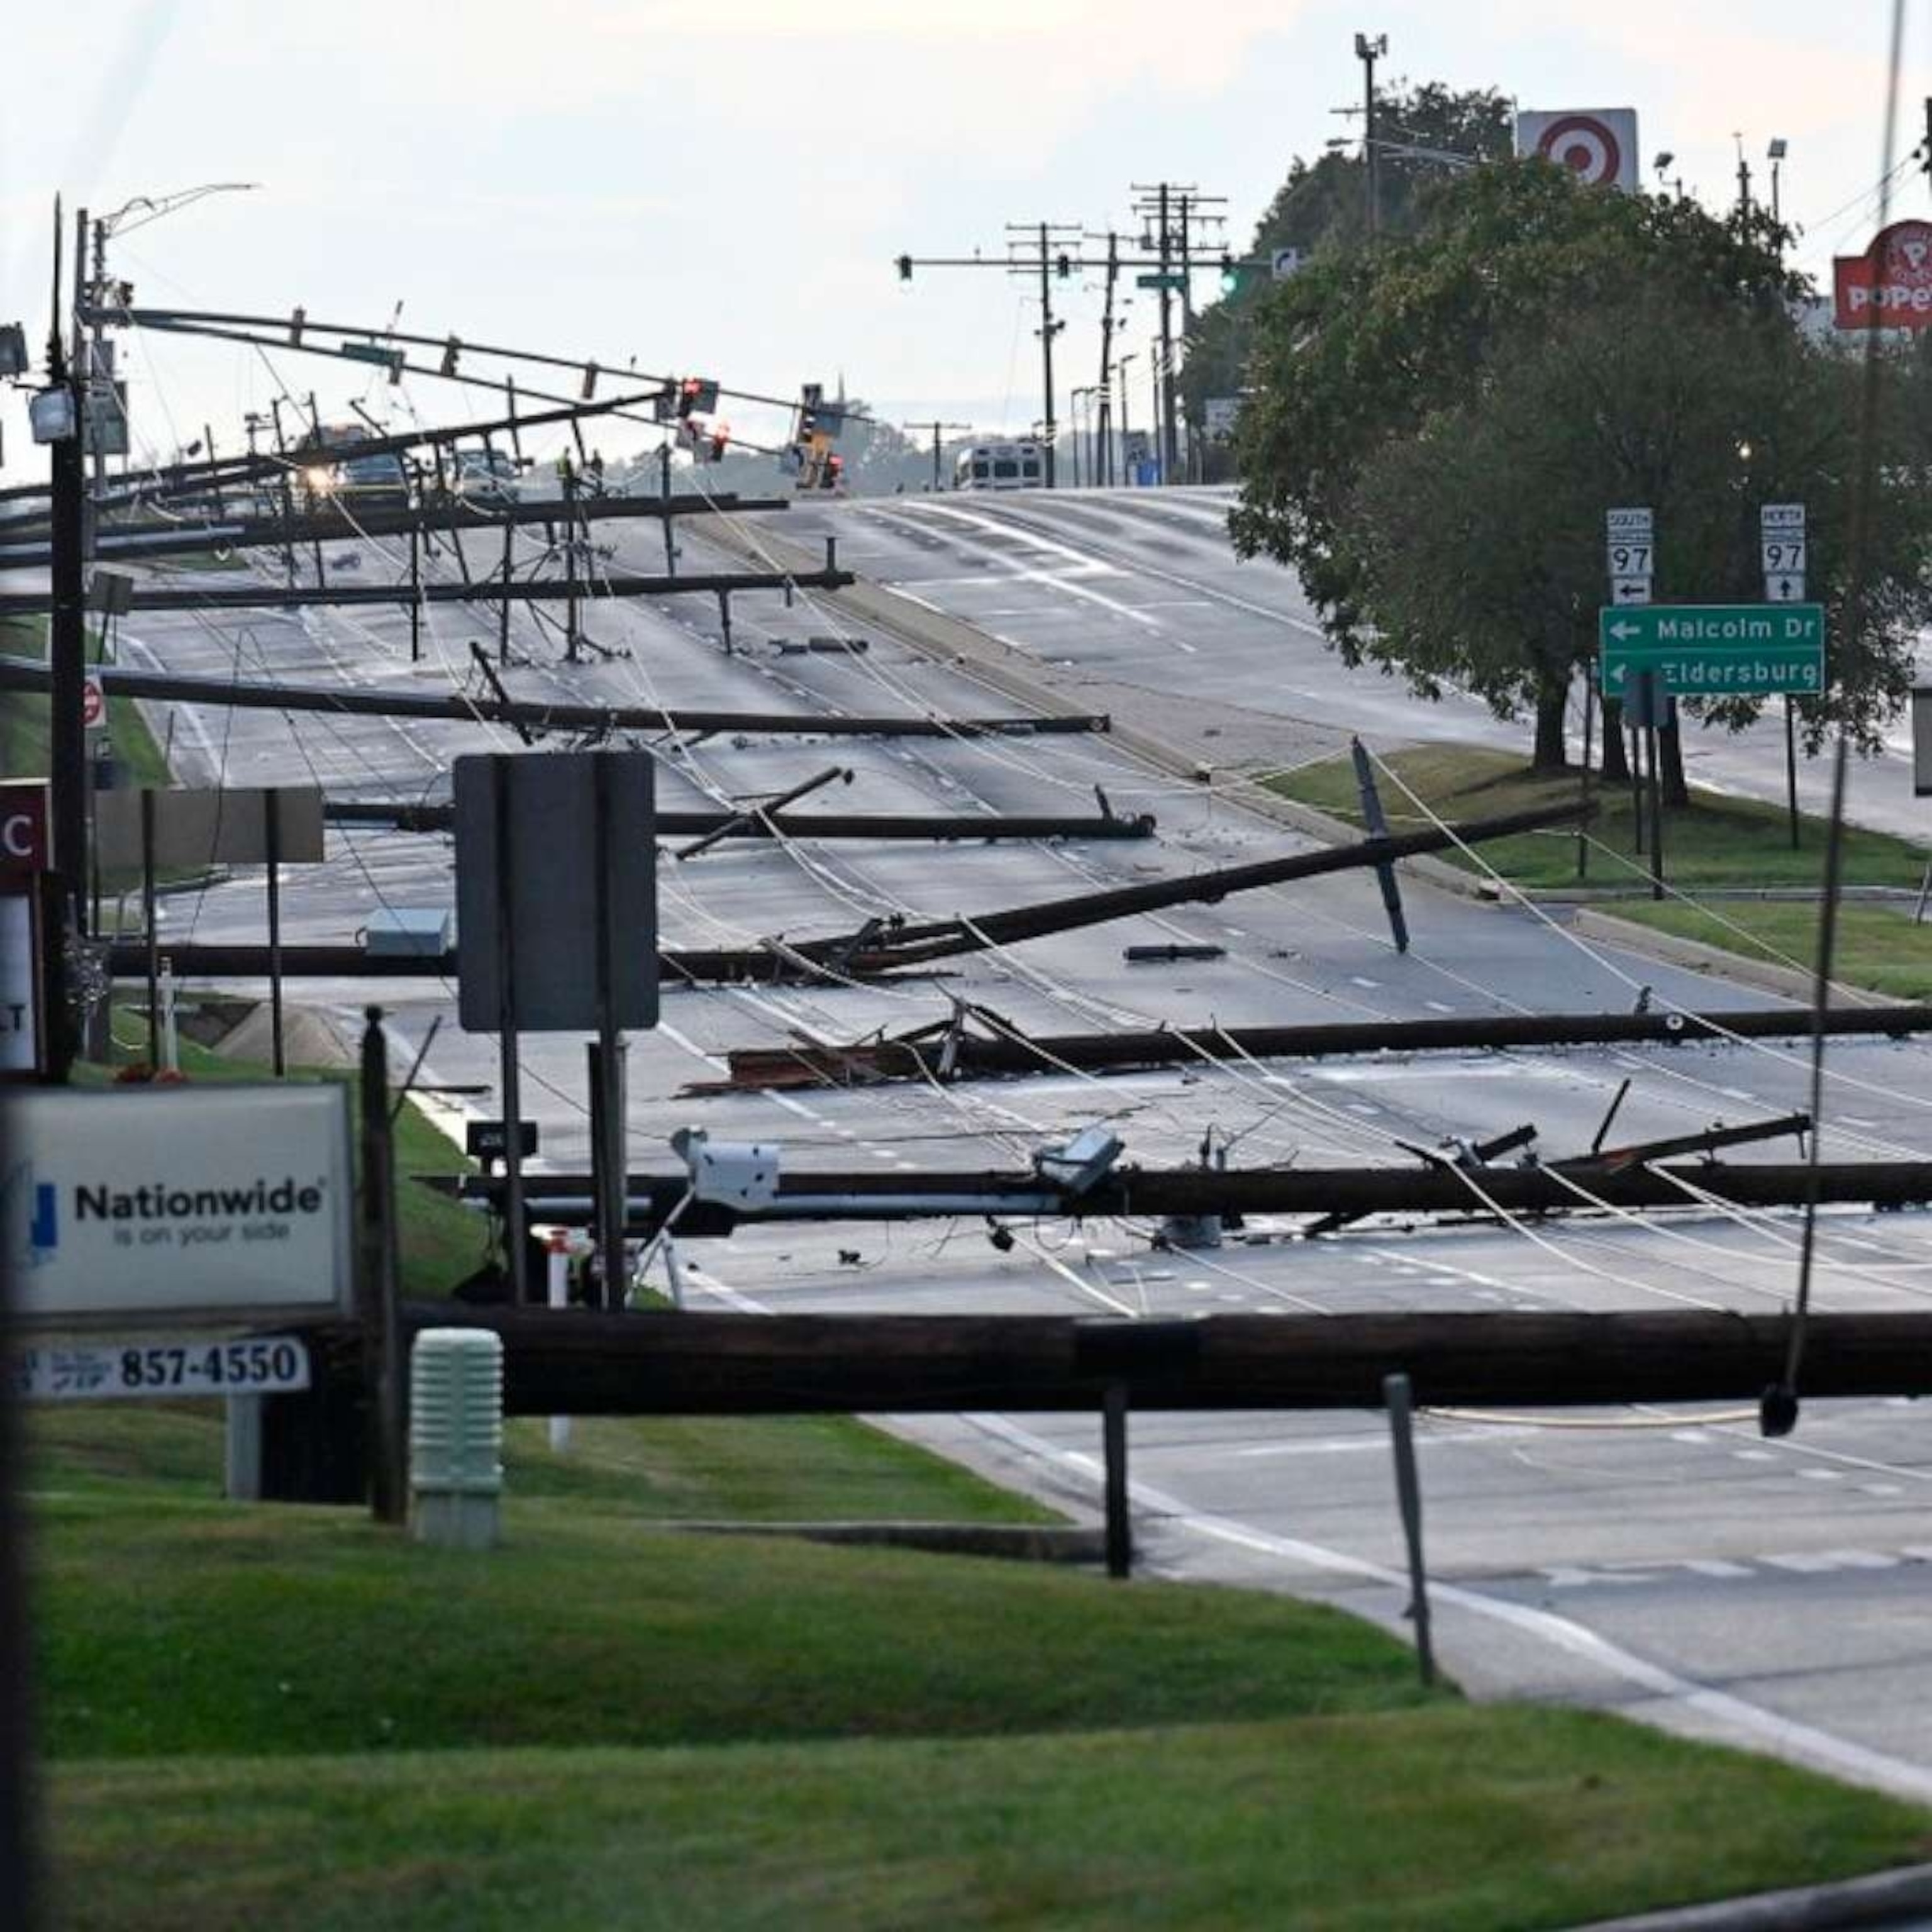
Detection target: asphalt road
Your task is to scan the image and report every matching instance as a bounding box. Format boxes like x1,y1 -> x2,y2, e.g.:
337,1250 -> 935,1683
106,482 -> 1932,1810
778,486 -> 1932,842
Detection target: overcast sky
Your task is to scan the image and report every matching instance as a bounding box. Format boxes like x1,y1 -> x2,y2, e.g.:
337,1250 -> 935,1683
1,0 -> 1925,478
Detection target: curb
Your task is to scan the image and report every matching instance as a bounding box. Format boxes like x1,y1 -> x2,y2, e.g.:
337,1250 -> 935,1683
663,1519 -> 1106,1564
691,511 -> 1489,900
1563,1860 -> 1932,1931
1569,908 -> 1894,1009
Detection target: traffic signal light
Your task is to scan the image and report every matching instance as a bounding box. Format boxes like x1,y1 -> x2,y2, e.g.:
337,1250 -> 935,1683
1055,252 -> 1072,280
896,253 -> 913,282
821,453 -> 843,490
441,335 -> 461,377
1218,254 -> 1240,296
678,377 -> 719,418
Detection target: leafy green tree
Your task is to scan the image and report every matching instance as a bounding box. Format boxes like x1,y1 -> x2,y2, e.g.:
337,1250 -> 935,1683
1228,160 -> 1827,774
1179,84 -> 1514,438
1349,296 -> 1928,783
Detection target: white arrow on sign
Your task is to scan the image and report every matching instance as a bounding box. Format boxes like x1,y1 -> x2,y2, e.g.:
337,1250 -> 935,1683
1765,574 -> 1807,604
1606,619 -> 1642,641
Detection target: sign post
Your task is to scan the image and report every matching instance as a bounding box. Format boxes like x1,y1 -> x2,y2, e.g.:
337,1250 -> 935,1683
1762,504 -> 1808,852
1596,509 -> 1655,880
454,752 -> 657,1307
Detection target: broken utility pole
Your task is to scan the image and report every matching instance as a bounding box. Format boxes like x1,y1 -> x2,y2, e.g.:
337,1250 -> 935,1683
404,1305 -> 1932,1416
0,656 -> 1108,744
691,1002 -> 1932,1091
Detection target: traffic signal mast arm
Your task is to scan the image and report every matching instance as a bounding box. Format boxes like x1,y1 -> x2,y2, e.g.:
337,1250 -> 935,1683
87,303 -> 861,430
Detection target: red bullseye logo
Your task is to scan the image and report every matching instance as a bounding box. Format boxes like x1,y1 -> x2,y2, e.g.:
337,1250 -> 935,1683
1536,114 -> 1623,186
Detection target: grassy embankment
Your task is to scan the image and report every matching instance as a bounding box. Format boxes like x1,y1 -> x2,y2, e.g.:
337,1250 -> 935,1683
1269,743 -> 1932,997
36,1400 -> 1932,1932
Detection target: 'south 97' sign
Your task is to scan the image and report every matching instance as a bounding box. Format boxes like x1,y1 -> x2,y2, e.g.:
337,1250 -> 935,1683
3,1083 -> 353,1330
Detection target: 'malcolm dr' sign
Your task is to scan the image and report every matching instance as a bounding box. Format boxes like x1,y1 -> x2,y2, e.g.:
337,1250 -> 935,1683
1835,220 -> 1932,329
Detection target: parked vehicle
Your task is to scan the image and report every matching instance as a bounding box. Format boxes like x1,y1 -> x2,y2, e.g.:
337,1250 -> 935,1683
450,448 -> 521,504
953,440 -> 1045,491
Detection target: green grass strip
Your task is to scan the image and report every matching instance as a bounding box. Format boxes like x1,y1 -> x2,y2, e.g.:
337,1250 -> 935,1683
48,1711 -> 1932,1931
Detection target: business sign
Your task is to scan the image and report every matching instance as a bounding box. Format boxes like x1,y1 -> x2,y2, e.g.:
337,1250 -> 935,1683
0,780 -> 50,877
0,894 -> 40,1077
12,1335 -> 311,1403
82,675 -> 106,731
1271,247 -> 1304,281
4,1084 -> 355,1331
1833,220 -> 1932,330
1515,109 -> 1640,192
1599,604 -> 1826,697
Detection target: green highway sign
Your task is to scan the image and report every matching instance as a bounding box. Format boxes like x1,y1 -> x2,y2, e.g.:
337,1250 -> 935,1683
1135,272 -> 1185,291
1597,603 -> 1825,697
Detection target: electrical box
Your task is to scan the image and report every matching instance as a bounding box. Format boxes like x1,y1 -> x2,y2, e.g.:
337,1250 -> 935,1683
361,908 -> 451,957
672,1128 -> 780,1209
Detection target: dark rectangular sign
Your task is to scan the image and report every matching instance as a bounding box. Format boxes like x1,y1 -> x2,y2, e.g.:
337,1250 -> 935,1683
453,752 -> 657,1034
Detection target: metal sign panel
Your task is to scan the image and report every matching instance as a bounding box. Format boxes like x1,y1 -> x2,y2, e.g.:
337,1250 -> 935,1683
0,892 -> 40,1076
1609,576 -> 1651,606
1598,604 -> 1825,697
453,751 -> 658,1034
1913,689 -> 1932,797
1515,109 -> 1640,192
94,787 -> 325,872
1204,397 -> 1242,441
1270,247 -> 1304,281
4,1084 -> 355,1332
1606,506 -> 1653,582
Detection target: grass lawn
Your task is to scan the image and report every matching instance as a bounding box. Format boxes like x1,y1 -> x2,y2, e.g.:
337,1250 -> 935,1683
52,1710 -> 1932,1932
34,1421 -> 1932,1931
1597,899 -> 1932,1001
1267,743 -> 1929,894
0,611 -> 172,786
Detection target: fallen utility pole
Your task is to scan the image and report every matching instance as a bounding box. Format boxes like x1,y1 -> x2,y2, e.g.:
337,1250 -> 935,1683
399,1306 -> 1932,1415
0,562 -> 852,618
0,492 -> 791,565
324,797 -> 1156,843
0,657 -> 1106,743
455,1157 -> 1932,1236
694,1001 -> 1932,1089
821,797 -> 1586,973
99,797 -> 1581,993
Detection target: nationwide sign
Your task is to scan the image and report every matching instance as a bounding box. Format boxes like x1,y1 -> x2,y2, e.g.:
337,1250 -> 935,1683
1833,219 -> 1932,330
6,1084 -> 355,1331
1597,604 -> 1826,698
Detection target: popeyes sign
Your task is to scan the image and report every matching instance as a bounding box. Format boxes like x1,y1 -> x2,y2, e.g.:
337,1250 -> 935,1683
1834,221 -> 1932,329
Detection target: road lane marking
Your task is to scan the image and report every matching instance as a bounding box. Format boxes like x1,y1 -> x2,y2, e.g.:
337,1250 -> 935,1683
961,1414 -> 1932,1805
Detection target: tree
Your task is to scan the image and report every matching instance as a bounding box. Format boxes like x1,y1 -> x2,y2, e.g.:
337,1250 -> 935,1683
1228,160 -> 1828,774
1348,296 -> 1929,782
1179,84 -> 1514,440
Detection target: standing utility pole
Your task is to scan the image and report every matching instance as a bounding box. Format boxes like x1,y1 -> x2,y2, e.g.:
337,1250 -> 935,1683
1356,33 -> 1388,235
1008,222 -> 1075,488
48,203 -> 87,963
1096,231 -> 1120,489
1734,135 -> 1753,222
1131,185 -> 1225,485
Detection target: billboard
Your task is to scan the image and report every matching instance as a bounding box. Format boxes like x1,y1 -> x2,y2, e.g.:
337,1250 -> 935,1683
1833,220 -> 1932,330
4,1084 -> 355,1331
1514,109 -> 1640,193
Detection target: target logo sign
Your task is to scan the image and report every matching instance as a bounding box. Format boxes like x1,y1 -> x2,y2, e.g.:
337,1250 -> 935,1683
1514,109 -> 1640,194
81,675 -> 106,731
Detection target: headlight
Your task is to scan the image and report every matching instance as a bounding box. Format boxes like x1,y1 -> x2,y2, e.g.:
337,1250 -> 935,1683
301,466 -> 335,495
